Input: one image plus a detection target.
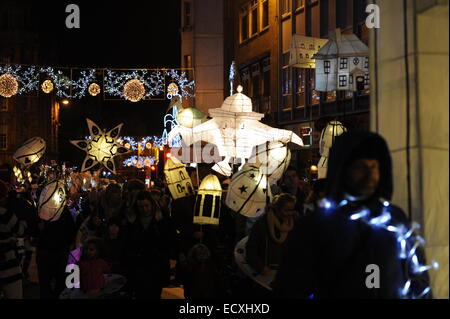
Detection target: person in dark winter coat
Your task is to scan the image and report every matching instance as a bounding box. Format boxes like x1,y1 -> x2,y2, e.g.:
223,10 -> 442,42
124,191 -> 179,299
35,207 -> 77,299
273,131 -> 432,299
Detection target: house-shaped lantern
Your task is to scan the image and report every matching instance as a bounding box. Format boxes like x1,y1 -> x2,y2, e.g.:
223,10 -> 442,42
194,174 -> 222,225
164,156 -> 195,200
317,120 -> 347,179
314,29 -> 369,92
289,34 -> 329,69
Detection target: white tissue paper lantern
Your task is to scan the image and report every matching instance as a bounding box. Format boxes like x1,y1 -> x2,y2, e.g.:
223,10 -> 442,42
248,142 -> 291,185
13,137 -> 46,167
225,164 -> 272,218
164,156 -> 195,200
38,180 -> 67,222
194,174 -> 222,225
169,86 -> 303,176
318,120 -> 347,179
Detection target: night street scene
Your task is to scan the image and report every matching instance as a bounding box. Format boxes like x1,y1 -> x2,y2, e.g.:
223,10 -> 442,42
0,0 -> 448,307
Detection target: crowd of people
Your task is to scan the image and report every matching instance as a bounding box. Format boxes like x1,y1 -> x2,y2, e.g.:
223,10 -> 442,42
0,131 -> 432,299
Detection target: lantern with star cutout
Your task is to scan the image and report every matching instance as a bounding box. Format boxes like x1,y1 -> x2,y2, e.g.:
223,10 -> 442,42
317,120 -> 346,179
194,174 -> 222,225
70,119 -> 131,174
225,164 -> 272,218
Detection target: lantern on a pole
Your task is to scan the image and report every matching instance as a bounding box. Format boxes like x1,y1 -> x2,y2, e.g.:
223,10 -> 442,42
318,120 -> 346,179
13,137 -> 46,167
194,174 -> 222,225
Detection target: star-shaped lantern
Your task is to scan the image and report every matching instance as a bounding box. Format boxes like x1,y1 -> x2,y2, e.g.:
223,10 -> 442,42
71,119 -> 131,174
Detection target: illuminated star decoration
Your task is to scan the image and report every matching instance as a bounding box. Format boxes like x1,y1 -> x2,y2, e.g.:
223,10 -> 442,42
71,119 -> 131,174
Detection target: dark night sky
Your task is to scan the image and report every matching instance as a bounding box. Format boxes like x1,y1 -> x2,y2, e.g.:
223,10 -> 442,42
31,1 -> 181,162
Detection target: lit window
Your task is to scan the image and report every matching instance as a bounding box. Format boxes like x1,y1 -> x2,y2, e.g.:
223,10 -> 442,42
324,60 -> 331,74
340,58 -> 348,69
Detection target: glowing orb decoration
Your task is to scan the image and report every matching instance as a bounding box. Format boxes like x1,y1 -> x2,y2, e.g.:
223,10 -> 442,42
41,80 -> 54,94
88,83 -> 101,96
194,174 -> 222,225
123,79 -> 145,102
38,180 -> 67,222
176,107 -> 207,128
225,164 -> 272,218
13,137 -> 46,167
0,73 -> 19,98
70,119 -> 132,174
167,82 -> 179,97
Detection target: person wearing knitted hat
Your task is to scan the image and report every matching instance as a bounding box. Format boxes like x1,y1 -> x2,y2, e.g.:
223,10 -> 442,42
0,179 -> 25,299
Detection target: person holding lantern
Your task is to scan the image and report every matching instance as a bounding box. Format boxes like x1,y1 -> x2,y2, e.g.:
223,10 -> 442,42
245,193 -> 296,295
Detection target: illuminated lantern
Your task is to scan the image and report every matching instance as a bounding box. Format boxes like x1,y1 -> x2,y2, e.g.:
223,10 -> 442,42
225,164 -> 272,218
194,174 -> 222,225
314,28 -> 369,92
167,82 -> 179,97
145,142 -> 152,150
70,119 -> 132,174
38,180 -> 67,222
88,83 -> 101,96
318,120 -> 346,179
164,156 -> 194,200
13,137 -> 46,167
248,141 -> 291,185
0,73 -> 19,98
41,80 -> 54,94
169,86 -> 303,176
176,107 -> 207,128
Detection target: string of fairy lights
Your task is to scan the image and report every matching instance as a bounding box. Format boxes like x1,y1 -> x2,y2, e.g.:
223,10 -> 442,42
0,64 -> 194,101
318,197 -> 438,299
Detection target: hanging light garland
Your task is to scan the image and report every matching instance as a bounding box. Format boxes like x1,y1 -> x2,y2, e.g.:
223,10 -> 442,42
0,63 -> 194,101
123,79 -> 146,102
0,73 -> 19,98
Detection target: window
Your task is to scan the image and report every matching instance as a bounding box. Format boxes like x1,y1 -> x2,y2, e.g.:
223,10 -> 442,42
339,75 -> 347,87
320,0 -> 329,37
262,57 -> 270,96
251,63 -> 260,97
261,0 -> 269,29
183,2 -> 192,27
0,121 -> 7,150
349,75 -> 353,85
309,70 -> 320,105
184,55 -> 192,69
240,68 -> 250,94
0,99 -> 8,112
281,0 -> 291,16
250,1 -> 258,36
294,0 -> 304,10
240,4 -> 249,42
364,57 -> 369,69
295,68 -> 306,107
340,58 -> 348,69
324,60 -> 331,74
281,67 -> 292,108
364,74 -> 370,86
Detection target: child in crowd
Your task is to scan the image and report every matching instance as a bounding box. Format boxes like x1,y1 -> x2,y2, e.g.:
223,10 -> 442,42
79,238 -> 111,294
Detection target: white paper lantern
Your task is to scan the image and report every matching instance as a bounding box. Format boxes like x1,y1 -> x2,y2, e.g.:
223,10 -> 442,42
169,86 -> 303,176
38,180 -> 67,222
248,142 -> 291,185
13,137 -> 46,167
318,120 -> 346,179
194,174 -> 222,225
225,164 -> 272,218
164,156 -> 195,200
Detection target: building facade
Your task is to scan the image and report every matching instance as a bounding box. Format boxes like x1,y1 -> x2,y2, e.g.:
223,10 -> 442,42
225,0 -> 371,177
180,0 -> 225,113
0,1 -> 60,181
